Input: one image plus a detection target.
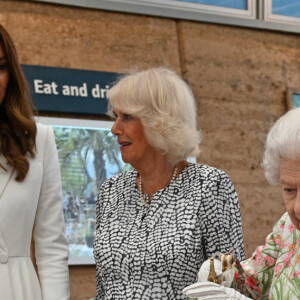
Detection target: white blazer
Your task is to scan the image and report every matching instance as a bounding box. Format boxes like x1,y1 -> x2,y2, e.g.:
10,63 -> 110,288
0,123 -> 70,300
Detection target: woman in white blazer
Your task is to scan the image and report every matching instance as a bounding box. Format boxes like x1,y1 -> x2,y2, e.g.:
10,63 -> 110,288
0,24 -> 70,299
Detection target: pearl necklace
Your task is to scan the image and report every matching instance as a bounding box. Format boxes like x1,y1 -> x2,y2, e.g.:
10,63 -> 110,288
138,166 -> 178,209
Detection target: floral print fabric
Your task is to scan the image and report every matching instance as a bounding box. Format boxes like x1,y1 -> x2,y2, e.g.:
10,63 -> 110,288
233,212 -> 300,300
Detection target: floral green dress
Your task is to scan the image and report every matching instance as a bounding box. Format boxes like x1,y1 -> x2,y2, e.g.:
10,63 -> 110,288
233,212 -> 300,299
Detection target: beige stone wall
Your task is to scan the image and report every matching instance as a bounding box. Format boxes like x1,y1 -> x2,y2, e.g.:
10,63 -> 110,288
177,21 -> 296,253
1,1 -> 300,299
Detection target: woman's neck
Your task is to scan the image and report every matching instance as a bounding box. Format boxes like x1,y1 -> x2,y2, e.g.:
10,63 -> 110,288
136,159 -> 189,201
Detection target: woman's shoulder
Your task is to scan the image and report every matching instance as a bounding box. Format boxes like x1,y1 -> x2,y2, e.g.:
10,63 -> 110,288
36,122 -> 48,131
30,123 -> 55,158
107,169 -> 136,181
97,170 -> 137,205
35,123 -> 54,144
100,170 -> 137,190
186,163 -> 231,182
36,122 -> 52,135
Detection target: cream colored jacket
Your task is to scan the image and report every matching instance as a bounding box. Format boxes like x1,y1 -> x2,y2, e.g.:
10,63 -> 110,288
0,123 -> 70,300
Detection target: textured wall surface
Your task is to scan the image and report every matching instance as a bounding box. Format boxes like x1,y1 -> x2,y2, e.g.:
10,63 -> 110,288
1,1 -> 300,299
176,21 -> 297,254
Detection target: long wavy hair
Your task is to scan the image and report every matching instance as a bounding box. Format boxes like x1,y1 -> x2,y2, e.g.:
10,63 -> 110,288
0,24 -> 37,182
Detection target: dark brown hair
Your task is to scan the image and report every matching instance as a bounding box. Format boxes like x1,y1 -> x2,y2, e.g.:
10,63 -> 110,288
0,24 -> 37,181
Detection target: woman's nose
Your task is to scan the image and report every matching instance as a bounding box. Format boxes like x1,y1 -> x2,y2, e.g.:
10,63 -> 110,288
111,119 -> 123,136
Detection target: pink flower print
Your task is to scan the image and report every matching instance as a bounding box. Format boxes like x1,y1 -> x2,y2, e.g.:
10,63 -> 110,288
275,264 -> 283,277
265,255 -> 274,267
245,277 -> 262,294
273,234 -> 288,249
245,276 -> 257,289
273,234 -> 283,245
280,243 -> 289,249
280,244 -> 289,249
288,223 -> 296,233
289,271 -> 300,280
253,247 -> 264,264
234,271 -> 239,281
253,286 -> 262,294
283,250 -> 296,268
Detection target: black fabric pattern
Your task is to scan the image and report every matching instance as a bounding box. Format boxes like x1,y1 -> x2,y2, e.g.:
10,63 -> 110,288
94,163 -> 245,299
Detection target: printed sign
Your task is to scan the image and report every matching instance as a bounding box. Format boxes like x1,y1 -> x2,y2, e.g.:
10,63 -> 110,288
22,64 -> 120,115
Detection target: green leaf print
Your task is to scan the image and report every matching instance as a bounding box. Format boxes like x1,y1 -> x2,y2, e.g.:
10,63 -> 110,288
290,277 -> 300,297
273,278 -> 284,299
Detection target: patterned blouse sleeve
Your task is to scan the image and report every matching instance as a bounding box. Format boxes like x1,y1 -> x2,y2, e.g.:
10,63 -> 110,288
232,214 -> 286,299
95,179 -> 110,298
201,171 -> 245,261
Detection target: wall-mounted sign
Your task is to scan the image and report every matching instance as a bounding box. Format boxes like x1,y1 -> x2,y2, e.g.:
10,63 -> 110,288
22,64 -> 120,116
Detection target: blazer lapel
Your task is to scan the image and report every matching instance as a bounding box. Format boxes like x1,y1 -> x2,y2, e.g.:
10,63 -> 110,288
0,156 -> 14,199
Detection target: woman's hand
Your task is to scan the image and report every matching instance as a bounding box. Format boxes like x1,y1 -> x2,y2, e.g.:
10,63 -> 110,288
182,281 -> 251,300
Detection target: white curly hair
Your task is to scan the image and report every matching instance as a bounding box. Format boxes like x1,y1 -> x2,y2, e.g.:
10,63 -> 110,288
262,107 -> 300,185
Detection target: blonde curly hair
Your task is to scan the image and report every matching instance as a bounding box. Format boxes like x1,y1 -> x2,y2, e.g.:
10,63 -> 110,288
107,67 -> 201,164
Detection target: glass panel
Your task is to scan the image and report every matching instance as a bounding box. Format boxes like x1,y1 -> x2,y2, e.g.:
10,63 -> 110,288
272,0 -> 300,18
293,94 -> 300,108
171,0 -> 247,10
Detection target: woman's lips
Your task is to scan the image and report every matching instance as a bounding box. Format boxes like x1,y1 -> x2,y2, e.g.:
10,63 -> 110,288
119,142 -> 132,149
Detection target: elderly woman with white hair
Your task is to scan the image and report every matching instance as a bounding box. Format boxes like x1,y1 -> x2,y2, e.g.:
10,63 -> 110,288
93,67 -> 245,300
183,107 -> 300,300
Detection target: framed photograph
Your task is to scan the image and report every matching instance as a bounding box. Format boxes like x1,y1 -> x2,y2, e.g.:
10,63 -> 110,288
35,116 -> 131,265
286,87 -> 300,110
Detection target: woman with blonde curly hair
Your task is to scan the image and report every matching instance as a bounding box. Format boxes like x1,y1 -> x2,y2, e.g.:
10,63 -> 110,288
94,67 -> 245,300
0,24 -> 69,300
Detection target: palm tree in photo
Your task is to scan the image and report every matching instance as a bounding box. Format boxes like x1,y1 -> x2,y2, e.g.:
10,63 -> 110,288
54,126 -> 125,196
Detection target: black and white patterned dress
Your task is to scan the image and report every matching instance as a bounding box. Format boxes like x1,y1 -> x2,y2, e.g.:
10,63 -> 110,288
94,163 -> 245,299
